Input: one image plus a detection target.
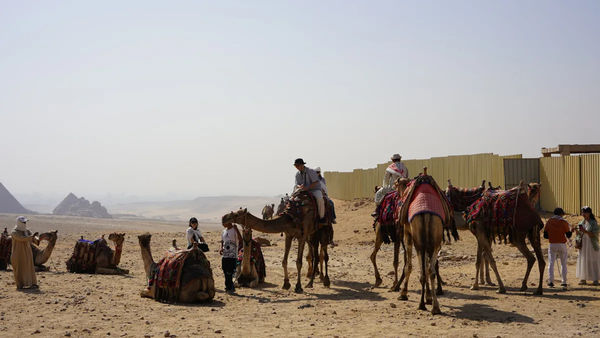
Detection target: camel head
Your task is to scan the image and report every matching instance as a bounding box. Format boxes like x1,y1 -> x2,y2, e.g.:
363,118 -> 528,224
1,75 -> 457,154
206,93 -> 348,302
395,178 -> 411,195
222,208 -> 248,225
39,230 -> 58,242
108,232 -> 126,245
527,183 -> 541,205
2,228 -> 7,236
242,226 -> 253,243
480,180 -> 486,189
138,233 -> 152,248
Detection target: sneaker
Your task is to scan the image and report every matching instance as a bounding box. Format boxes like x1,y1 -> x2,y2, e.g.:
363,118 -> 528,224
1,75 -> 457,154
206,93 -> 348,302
561,283 -> 568,290
548,282 -> 554,288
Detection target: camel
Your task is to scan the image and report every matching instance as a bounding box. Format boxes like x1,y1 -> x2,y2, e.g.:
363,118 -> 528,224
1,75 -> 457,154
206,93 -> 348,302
397,169 -> 452,315
467,182 -> 545,295
0,229 -> 58,272
305,224 -> 334,285
262,204 -> 275,220
137,234 -> 214,303
222,192 -> 331,293
66,233 -> 129,274
235,226 -> 266,287
370,178 -> 411,289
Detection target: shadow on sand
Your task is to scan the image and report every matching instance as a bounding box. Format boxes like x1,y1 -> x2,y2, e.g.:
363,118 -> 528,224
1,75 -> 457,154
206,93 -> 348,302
449,303 -> 535,323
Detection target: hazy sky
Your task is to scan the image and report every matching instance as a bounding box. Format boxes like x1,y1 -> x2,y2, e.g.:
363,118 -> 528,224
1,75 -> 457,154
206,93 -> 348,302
1,1 -> 599,202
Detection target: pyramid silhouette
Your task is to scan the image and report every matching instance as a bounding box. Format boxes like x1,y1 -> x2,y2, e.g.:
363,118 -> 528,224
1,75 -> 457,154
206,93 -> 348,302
0,183 -> 31,214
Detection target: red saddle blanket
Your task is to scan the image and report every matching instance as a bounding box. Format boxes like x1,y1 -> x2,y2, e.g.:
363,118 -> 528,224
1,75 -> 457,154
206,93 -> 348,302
408,183 -> 447,223
151,250 -> 189,290
378,190 -> 400,225
466,188 -> 521,228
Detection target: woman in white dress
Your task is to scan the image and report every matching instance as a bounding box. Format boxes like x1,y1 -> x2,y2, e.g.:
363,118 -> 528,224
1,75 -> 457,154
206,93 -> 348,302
575,206 -> 600,285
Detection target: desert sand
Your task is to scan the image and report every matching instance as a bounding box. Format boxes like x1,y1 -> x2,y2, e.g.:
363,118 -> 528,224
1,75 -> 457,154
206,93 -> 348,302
0,200 -> 599,337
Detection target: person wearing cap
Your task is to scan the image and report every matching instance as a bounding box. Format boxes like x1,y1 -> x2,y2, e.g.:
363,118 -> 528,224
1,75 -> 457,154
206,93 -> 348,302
11,216 -> 38,289
373,154 -> 409,215
294,158 -> 326,222
575,206 -> 600,285
543,207 -> 572,288
186,217 -> 206,249
315,167 -> 336,224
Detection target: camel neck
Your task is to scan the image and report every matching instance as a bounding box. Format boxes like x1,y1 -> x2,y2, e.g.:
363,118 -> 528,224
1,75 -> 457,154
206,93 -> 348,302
38,236 -> 57,264
241,238 -> 252,275
243,213 -> 294,234
112,242 -> 123,266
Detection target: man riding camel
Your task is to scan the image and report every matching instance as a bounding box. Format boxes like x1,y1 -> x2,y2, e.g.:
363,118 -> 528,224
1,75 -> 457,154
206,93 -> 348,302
373,153 -> 409,217
293,158 -> 326,223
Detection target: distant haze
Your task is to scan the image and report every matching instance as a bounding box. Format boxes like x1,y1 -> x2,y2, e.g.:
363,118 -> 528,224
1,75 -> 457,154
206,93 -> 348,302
1,1 -> 599,203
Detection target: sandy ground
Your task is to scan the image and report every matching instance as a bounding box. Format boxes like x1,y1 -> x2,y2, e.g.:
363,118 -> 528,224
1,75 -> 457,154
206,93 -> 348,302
1,201 -> 599,337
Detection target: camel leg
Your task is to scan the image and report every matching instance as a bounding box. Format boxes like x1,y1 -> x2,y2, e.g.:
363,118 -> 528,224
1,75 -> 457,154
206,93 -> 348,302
435,260 -> 444,295
306,250 -> 314,279
305,239 -> 318,289
370,224 -> 383,288
140,285 -> 154,298
295,238 -> 306,293
319,245 -> 325,282
399,227 -> 413,301
471,239 -> 482,291
96,267 -> 128,275
480,238 -> 506,293
530,230 -> 545,295
514,237 -> 536,292
417,244 -> 428,310
484,255 -> 494,285
282,235 -> 293,290
390,234 -> 400,291
430,253 -> 441,315
320,236 -> 330,287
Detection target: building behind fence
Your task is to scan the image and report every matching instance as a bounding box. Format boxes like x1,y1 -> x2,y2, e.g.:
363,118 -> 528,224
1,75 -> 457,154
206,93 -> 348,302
324,153 -> 600,215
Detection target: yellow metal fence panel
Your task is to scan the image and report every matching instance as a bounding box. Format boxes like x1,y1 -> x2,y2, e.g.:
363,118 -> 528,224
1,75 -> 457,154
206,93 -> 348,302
540,157 -> 564,213
581,154 -> 600,215
563,156 -> 581,214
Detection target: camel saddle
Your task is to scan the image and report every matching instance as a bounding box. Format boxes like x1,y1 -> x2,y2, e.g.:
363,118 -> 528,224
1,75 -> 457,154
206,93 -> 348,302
66,238 -> 111,273
397,174 -> 452,227
284,191 -> 333,234
148,248 -> 212,302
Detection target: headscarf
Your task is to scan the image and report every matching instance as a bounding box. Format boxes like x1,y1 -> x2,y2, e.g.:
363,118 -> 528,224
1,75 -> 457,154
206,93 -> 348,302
13,216 -> 28,232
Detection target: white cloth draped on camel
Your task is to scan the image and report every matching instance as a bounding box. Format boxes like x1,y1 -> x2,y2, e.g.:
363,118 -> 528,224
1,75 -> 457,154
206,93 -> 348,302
11,229 -> 37,289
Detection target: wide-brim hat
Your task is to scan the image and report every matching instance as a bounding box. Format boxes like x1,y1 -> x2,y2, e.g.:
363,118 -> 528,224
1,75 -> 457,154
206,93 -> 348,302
294,158 -> 306,165
391,154 -> 401,161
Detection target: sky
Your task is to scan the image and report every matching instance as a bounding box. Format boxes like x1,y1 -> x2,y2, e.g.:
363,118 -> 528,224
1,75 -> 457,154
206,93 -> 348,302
1,0 -> 599,203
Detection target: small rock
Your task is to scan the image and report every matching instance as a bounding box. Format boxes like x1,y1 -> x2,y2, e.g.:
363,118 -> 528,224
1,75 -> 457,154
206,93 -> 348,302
31,330 -> 41,335
577,303 -> 586,308
390,303 -> 397,309
64,333 -> 71,337
145,321 -> 150,325
298,304 -> 313,309
214,330 -> 222,334
431,323 -> 436,326
163,331 -> 170,337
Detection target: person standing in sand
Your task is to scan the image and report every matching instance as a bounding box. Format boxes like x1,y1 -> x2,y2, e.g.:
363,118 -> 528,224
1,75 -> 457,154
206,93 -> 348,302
543,207 -> 571,288
575,206 -> 600,285
220,222 -> 242,293
11,216 -> 38,290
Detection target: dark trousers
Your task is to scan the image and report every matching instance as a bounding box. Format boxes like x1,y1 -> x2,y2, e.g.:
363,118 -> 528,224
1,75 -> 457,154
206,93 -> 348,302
222,257 -> 237,291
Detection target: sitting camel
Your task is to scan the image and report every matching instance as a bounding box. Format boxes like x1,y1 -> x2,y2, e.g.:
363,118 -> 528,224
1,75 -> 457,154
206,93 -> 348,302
397,168 -> 452,315
235,226 -> 266,287
65,233 -> 129,274
0,229 -> 58,272
467,182 -> 544,295
262,204 -> 275,220
222,191 -> 333,293
138,234 -> 215,303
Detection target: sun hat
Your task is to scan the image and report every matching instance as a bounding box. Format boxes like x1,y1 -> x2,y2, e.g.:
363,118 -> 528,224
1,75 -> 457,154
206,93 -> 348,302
391,154 -> 401,161
294,158 -> 306,165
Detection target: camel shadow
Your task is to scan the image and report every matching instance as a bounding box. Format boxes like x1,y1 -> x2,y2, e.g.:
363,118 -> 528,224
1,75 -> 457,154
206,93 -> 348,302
442,289 -> 495,301
449,303 -> 534,323
168,299 -> 226,308
17,288 -> 44,294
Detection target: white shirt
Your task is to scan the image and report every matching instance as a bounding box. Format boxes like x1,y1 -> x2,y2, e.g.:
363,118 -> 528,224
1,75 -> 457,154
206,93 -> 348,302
221,227 -> 239,259
186,227 -> 203,246
319,176 -> 328,196
383,162 -> 409,187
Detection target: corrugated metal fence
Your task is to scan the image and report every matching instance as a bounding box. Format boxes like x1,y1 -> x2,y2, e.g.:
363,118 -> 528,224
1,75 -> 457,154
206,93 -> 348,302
325,153 -> 600,215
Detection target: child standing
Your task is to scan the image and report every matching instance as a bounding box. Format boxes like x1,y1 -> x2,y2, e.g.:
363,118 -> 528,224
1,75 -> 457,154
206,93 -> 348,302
220,222 -> 241,293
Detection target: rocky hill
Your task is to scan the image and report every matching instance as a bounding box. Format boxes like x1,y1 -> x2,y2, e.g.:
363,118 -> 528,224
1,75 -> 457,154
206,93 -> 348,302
0,183 -> 32,214
53,193 -> 112,218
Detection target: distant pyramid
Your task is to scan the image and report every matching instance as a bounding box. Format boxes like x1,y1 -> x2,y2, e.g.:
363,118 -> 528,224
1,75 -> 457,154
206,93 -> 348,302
0,183 -> 32,214
53,193 -> 112,218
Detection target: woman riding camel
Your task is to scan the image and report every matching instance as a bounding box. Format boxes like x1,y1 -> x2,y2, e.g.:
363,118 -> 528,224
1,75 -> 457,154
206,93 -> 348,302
11,216 -> 38,290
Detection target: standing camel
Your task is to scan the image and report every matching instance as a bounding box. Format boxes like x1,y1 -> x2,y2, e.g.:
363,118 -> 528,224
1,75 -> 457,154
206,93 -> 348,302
222,192 -> 331,293
397,169 -> 452,315
467,182 -> 544,295
262,204 -> 275,220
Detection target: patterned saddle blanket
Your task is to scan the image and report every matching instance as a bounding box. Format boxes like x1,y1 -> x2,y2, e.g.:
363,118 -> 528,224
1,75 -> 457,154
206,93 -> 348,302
378,190 -> 400,225
466,187 -> 523,228
66,238 -> 110,273
408,183 -> 448,223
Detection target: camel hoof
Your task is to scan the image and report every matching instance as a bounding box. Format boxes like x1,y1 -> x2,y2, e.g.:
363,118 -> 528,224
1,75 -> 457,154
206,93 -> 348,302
305,282 -> 314,289
374,278 -> 383,288
436,289 -> 444,296
323,276 -> 330,288
431,307 -> 442,315
294,285 -> 303,294
282,280 -> 291,290
486,282 -> 496,286
497,288 -> 506,294
418,304 -> 427,311
519,285 -> 528,292
398,294 -> 408,301
533,289 -> 543,296
470,285 -> 479,291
